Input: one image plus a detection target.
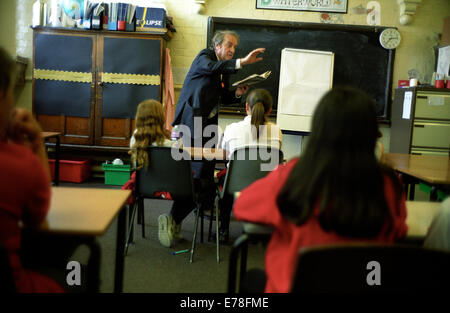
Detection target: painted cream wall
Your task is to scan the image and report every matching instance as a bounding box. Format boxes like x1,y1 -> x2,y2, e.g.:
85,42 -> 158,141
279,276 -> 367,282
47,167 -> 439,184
0,0 -> 34,110
1,0 -> 449,160
0,0 -> 17,56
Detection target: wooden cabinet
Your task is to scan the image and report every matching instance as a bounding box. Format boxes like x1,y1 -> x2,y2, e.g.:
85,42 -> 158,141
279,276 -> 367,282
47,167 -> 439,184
390,87 -> 450,156
32,27 -> 170,150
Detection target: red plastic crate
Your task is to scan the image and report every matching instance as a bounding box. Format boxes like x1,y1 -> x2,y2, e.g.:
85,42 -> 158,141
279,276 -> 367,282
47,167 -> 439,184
48,159 -> 91,183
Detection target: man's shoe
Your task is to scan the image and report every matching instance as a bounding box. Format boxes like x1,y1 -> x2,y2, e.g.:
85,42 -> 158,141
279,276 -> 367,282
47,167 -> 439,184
158,214 -> 174,247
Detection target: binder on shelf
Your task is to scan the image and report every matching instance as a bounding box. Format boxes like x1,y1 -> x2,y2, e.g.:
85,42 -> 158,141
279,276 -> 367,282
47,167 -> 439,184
125,4 -> 136,32
91,3 -> 105,30
92,14 -> 101,29
107,2 -> 117,31
82,17 -> 92,30
117,3 -> 126,31
136,6 -> 166,32
82,1 -> 95,30
102,3 -> 109,30
107,20 -> 117,31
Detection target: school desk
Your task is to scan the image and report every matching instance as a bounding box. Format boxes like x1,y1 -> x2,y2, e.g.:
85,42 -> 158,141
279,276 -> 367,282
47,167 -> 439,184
405,201 -> 441,238
39,186 -> 131,293
186,147 -> 227,161
383,153 -> 450,201
41,131 -> 61,185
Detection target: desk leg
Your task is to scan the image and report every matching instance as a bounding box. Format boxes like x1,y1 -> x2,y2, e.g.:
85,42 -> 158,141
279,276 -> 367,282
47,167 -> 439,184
430,186 -> 438,202
86,239 -> 101,293
409,183 -> 415,201
54,136 -> 60,186
114,206 -> 126,293
401,174 -> 416,201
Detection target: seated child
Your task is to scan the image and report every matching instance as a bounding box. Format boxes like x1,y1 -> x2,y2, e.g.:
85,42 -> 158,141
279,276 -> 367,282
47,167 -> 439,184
233,86 -> 408,292
124,99 -> 193,248
218,88 -> 282,242
0,47 -> 64,293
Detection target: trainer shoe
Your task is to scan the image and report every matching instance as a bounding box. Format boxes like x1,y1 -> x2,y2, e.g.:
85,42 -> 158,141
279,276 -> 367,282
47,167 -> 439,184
158,214 -> 173,247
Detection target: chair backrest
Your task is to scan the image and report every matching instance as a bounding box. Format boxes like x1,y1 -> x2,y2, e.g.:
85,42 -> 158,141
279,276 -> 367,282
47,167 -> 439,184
136,147 -> 195,200
291,243 -> 450,293
0,241 -> 16,293
223,146 -> 284,195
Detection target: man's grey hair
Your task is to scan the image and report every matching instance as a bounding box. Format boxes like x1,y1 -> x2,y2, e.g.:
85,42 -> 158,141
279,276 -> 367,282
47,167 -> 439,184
210,30 -> 239,49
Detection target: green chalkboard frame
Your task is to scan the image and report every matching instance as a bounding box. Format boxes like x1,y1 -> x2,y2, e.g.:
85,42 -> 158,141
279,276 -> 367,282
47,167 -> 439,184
207,16 -> 395,123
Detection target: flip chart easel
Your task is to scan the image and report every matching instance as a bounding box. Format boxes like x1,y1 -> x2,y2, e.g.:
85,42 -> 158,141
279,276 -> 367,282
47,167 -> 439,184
276,48 -> 334,133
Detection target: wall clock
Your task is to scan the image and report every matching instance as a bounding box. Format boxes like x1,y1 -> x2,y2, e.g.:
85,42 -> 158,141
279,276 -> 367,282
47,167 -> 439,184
379,28 -> 401,49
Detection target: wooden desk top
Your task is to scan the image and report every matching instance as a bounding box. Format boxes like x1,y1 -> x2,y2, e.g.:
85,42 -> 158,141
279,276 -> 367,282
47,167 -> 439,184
384,153 -> 450,185
41,131 -> 62,139
39,187 -> 131,236
405,201 -> 440,237
186,147 -> 227,161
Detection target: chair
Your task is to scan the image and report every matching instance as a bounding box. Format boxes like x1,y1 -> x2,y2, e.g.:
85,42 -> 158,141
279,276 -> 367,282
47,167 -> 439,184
220,146 -> 284,198
125,146 -> 219,263
217,146 -> 283,240
20,231 -> 99,293
0,241 -> 16,293
291,243 -> 450,293
227,227 -> 272,293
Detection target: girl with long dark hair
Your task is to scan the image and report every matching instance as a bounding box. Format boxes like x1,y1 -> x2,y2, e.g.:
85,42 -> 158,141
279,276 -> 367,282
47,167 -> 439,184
233,86 -> 408,292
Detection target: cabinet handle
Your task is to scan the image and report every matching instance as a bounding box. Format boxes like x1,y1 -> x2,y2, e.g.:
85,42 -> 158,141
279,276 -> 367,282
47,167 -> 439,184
413,124 -> 425,128
417,96 -> 427,99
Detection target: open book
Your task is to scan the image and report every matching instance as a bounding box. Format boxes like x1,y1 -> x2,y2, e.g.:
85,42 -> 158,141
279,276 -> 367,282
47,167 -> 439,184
232,70 -> 271,87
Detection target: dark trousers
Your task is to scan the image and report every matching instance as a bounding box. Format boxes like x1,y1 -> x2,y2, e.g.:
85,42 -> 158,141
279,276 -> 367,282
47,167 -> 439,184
218,193 -> 234,232
171,197 -> 196,225
187,115 -> 219,216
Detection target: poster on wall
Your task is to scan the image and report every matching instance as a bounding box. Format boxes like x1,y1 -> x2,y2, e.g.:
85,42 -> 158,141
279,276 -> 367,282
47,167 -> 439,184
256,0 -> 348,13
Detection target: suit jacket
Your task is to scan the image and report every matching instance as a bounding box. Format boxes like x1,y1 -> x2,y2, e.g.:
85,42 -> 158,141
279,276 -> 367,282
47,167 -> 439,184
172,48 -> 240,145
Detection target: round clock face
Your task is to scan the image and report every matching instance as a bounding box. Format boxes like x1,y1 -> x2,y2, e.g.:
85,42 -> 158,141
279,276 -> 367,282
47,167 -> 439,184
379,28 -> 401,49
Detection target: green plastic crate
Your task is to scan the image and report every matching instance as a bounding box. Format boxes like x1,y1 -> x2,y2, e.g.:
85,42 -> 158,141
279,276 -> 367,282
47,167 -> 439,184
419,183 -> 449,201
102,163 -> 131,186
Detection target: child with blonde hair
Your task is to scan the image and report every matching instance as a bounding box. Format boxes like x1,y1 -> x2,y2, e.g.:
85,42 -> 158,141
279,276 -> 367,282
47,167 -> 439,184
124,99 -> 193,248
129,99 -> 173,168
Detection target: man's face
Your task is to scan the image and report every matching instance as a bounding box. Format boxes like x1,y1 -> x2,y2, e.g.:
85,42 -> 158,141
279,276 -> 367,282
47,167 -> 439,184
214,34 -> 238,61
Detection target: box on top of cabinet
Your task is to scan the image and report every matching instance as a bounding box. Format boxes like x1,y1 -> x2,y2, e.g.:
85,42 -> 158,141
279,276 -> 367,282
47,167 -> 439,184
136,7 -> 166,31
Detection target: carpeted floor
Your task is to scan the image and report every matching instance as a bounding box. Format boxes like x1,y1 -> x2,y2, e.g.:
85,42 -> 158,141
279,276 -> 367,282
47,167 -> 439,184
63,178 -> 267,293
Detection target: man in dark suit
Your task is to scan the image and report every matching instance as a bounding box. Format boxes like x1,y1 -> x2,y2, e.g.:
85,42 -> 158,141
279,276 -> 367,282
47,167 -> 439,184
171,30 -> 265,242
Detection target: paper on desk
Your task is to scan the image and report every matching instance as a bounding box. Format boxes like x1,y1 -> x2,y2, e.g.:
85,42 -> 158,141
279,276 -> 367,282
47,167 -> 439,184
402,91 -> 412,119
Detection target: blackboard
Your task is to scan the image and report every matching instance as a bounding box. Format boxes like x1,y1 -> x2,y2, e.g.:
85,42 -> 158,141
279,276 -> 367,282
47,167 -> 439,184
207,17 -> 395,121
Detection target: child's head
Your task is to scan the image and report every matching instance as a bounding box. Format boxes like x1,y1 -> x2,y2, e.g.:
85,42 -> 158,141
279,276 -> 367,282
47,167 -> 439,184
0,47 -> 16,131
277,86 -> 397,238
246,88 -> 273,139
308,86 -> 378,156
135,99 -> 166,130
131,99 -> 168,168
